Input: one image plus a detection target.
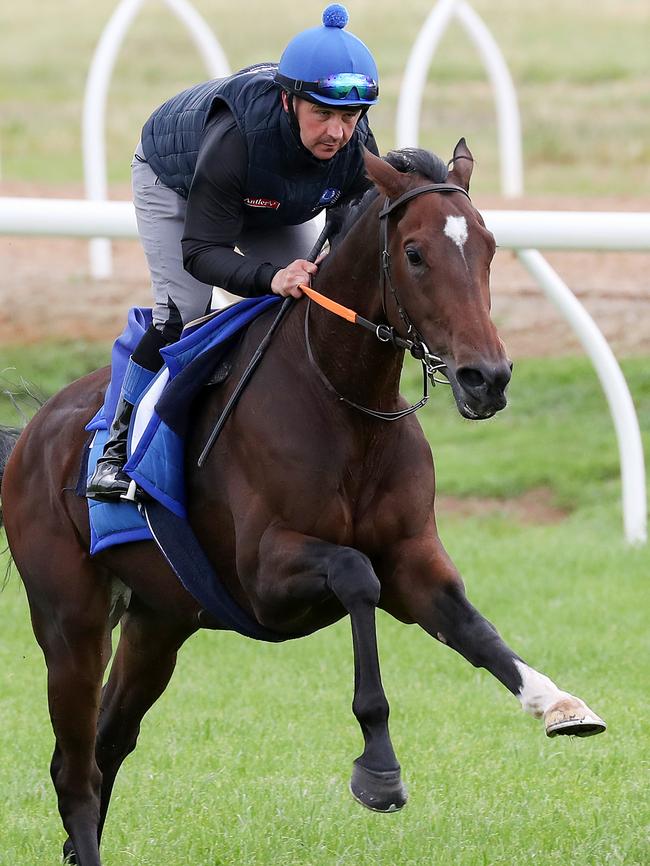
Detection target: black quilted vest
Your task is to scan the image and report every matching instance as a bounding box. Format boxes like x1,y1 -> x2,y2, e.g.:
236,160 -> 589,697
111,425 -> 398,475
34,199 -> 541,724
140,65 -> 373,228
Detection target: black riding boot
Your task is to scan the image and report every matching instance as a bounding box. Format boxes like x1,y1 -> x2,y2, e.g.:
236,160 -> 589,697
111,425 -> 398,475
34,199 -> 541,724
86,395 -> 135,501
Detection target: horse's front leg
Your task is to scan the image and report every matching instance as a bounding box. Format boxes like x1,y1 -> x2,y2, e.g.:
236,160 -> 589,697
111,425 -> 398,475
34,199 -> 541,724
255,531 -> 408,812
383,533 -> 606,738
326,547 -> 408,811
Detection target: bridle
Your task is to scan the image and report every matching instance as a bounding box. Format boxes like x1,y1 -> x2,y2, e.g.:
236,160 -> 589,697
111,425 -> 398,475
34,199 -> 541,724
197,180 -> 474,467
304,181 -> 472,421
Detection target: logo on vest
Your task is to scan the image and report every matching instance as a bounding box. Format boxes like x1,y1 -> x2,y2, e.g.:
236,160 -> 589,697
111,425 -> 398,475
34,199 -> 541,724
244,196 -> 281,210
319,188 -> 341,206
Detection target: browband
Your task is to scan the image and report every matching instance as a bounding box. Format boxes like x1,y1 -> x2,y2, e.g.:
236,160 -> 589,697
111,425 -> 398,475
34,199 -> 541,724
379,183 -> 471,219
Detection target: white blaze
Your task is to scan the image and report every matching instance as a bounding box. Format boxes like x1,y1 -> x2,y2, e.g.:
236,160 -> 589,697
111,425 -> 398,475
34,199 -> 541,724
514,660 -> 570,718
443,215 -> 469,260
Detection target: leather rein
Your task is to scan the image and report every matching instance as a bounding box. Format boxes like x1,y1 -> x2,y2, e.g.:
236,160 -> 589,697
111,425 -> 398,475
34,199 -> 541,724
303,181 -> 472,422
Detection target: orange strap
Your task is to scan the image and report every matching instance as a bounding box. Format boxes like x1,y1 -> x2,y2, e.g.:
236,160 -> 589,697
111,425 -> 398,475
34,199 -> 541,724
299,284 -> 357,325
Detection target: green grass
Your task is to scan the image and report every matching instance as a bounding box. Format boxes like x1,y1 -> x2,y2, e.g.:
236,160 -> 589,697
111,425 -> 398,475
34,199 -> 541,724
405,356 -> 650,513
1,0 -> 649,195
0,515 -> 648,864
0,341 -> 110,411
0,348 -> 648,864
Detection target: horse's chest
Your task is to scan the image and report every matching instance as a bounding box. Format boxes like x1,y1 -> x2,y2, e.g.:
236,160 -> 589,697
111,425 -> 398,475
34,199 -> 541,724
300,460 -> 402,550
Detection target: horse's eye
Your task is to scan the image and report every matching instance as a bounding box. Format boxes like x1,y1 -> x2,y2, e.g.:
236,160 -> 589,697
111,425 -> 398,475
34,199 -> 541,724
405,247 -> 422,266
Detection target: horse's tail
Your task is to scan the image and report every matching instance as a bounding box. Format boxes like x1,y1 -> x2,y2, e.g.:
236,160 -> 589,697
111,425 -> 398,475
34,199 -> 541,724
0,426 -> 20,528
0,376 -> 44,529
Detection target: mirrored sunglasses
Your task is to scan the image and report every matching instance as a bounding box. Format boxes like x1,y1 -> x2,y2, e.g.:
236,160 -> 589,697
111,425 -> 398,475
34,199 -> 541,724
304,73 -> 379,101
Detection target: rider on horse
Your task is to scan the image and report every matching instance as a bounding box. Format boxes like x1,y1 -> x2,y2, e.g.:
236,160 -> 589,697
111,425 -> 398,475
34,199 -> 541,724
87,3 -> 380,502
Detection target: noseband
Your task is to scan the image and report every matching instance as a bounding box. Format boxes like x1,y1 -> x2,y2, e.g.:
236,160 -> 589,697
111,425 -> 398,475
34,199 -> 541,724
305,181 -> 473,422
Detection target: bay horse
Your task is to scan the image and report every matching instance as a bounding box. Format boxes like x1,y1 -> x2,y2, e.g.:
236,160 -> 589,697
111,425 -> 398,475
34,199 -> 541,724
0,140 -> 605,866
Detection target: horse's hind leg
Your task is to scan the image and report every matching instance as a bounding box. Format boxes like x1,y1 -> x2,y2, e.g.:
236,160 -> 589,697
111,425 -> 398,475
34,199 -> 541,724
93,596 -> 197,843
441,583 -> 604,735
26,567 -> 112,866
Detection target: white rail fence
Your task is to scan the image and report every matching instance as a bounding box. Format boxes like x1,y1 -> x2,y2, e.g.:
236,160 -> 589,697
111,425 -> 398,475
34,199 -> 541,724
0,0 -> 646,545
3,200 -> 649,250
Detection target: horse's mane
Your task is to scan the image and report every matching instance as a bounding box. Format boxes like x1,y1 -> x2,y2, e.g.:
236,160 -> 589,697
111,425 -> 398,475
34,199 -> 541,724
329,148 -> 449,245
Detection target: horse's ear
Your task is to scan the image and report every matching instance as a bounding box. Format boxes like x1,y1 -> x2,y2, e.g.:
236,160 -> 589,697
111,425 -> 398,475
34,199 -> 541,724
363,148 -> 409,200
447,138 -> 474,191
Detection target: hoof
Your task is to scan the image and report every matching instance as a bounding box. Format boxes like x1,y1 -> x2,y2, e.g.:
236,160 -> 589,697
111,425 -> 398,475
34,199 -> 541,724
350,760 -> 408,812
544,697 -> 607,738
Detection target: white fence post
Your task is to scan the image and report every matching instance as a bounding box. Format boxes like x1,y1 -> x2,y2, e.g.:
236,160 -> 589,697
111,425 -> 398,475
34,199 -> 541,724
83,0 -> 230,279
396,0 -> 523,197
517,250 -> 647,546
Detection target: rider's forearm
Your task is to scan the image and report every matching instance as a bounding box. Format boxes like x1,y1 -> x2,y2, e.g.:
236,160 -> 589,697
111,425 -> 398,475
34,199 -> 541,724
182,239 -> 280,296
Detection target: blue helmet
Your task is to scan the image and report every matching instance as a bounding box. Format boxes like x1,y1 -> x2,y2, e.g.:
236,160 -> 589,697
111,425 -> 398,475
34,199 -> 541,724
276,5 -> 379,108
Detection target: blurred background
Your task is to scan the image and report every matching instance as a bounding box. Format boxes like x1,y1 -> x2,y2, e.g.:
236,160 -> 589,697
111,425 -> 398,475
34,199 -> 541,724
2,0 -> 649,192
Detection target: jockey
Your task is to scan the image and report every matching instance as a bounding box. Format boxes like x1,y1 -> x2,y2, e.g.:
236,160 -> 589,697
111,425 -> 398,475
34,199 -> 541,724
87,4 -> 380,502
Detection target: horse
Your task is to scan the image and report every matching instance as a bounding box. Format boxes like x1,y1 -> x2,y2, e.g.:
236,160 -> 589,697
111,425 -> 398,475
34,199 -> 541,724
0,140 -> 605,866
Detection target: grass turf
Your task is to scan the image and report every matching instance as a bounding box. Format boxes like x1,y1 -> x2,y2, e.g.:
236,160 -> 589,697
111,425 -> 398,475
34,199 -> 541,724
0,519 -> 647,865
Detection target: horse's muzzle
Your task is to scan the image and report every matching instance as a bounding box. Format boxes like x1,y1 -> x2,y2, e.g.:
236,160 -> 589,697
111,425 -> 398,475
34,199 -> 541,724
452,359 -> 513,419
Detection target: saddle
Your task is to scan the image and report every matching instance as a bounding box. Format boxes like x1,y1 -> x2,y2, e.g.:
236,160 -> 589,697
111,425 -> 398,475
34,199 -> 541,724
83,296 -> 281,551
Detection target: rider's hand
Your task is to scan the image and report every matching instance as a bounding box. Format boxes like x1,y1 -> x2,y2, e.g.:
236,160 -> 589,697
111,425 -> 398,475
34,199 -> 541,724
271,259 -> 318,298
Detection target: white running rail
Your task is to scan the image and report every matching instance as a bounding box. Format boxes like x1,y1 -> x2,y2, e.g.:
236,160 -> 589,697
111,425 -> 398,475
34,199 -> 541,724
2,200 -> 650,250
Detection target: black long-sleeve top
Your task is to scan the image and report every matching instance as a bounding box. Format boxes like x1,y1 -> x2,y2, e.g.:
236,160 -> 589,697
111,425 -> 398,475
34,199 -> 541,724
181,109 -> 378,296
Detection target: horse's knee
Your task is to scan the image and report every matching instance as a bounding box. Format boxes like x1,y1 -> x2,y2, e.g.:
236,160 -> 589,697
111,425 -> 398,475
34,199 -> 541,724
353,691 -> 390,728
327,547 -> 380,608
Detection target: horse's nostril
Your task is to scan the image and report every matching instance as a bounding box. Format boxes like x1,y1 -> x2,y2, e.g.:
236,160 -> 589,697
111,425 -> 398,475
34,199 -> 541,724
457,367 -> 485,391
457,364 -> 511,395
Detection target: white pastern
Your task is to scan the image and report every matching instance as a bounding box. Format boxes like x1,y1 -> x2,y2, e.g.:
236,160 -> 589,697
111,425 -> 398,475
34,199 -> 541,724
514,660 -> 570,719
443,215 -> 469,265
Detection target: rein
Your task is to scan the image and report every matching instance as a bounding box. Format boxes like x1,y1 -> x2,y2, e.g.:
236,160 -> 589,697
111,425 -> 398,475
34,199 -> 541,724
303,287 -> 436,421
197,222 -> 330,468
303,181 -> 471,422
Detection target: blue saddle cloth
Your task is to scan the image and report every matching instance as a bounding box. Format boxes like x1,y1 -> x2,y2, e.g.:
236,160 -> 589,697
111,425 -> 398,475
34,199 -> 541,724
85,296 -> 280,555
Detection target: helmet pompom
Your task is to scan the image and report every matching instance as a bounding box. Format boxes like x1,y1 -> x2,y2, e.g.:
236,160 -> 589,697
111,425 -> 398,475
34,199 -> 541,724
322,4 -> 349,28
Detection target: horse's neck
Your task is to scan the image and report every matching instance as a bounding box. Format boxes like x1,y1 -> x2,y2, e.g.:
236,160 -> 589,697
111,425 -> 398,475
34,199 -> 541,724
298,208 -> 404,405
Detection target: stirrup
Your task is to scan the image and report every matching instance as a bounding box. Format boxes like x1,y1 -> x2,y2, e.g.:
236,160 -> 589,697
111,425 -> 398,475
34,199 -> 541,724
121,479 -> 140,502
